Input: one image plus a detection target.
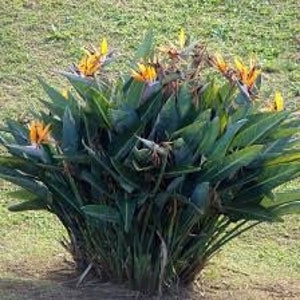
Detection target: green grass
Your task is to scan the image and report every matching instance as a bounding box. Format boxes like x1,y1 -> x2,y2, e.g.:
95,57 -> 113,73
0,0 -> 300,298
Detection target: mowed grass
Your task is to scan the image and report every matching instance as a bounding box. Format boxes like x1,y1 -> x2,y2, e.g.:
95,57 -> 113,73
0,0 -> 299,298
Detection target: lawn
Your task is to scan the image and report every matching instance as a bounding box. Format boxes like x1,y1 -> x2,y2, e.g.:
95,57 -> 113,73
0,0 -> 299,299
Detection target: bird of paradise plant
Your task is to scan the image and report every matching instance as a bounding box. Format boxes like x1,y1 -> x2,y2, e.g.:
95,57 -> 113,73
0,30 -> 299,296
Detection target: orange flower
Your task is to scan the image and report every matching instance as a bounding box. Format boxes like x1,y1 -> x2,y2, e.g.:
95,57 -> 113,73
211,53 -> 229,74
234,57 -> 261,90
77,38 -> 108,77
131,63 -> 157,83
28,121 -> 51,146
77,53 -> 102,77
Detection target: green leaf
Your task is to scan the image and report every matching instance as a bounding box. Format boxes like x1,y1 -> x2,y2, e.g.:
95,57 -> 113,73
80,170 -> 116,200
191,182 -> 210,214
153,95 -> 179,140
196,116 -> 220,156
271,201 -> 300,216
209,119 -> 248,159
165,165 -> 202,177
38,77 -> 68,103
61,72 -> 98,100
83,204 -> 120,223
109,106 -> 139,133
8,198 -> 48,212
172,120 -> 206,153
262,192 -> 300,208
263,151 -> 300,166
133,29 -> 154,61
118,199 -> 136,232
237,163 -> 300,203
125,81 -> 145,108
109,92 -> 162,160
231,111 -> 288,148
110,158 -> 142,192
223,204 -> 281,222
86,88 -> 111,128
177,84 -> 192,119
0,156 -> 39,174
6,120 -> 28,145
199,145 -> 263,183
62,106 -> 79,154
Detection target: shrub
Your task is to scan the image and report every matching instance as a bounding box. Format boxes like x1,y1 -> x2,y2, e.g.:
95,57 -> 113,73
1,30 -> 299,294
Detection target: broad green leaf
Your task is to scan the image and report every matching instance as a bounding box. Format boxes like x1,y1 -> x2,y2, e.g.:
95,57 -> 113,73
8,198 -> 48,212
133,29 -> 154,61
61,72 -> 98,100
6,120 -> 28,145
86,88 -> 111,128
125,81 -> 145,108
110,158 -> 142,192
172,120 -> 206,153
118,199 -> 136,232
237,163 -> 300,203
177,84 -> 192,119
271,201 -> 300,216
109,106 -> 139,133
172,138 -> 193,166
209,119 -> 248,159
199,145 -> 263,183
48,180 -> 81,212
38,77 -> 68,105
0,156 -> 39,174
261,192 -> 300,207
165,165 -> 202,177
6,189 -> 37,200
0,171 -> 50,200
223,204 -> 281,222
80,170 -> 116,200
263,151 -> 300,166
197,116 -> 220,156
190,182 -> 210,214
231,111 -> 288,148
83,204 -> 120,223
152,95 -> 179,140
62,106 -> 79,154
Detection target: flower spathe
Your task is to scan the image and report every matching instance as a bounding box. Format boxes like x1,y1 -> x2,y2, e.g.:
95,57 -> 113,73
234,57 -> 261,90
77,54 -> 102,77
77,38 -> 108,77
28,120 -> 51,146
211,53 -> 229,75
131,63 -> 157,83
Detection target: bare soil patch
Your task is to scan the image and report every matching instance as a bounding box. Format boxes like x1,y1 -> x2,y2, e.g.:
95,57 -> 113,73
1,256 -> 300,300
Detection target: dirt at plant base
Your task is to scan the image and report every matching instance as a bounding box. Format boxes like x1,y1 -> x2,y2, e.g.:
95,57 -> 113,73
1,258 -> 300,300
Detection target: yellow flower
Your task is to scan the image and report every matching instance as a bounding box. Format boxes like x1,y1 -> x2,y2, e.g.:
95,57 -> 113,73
178,28 -> 186,49
234,57 -> 261,90
60,89 -> 69,99
131,63 -> 157,83
28,121 -> 51,146
99,38 -> 108,56
273,91 -> 284,111
211,53 -> 229,74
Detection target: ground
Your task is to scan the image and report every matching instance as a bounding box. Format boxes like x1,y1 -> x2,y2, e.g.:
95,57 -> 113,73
0,0 -> 299,299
